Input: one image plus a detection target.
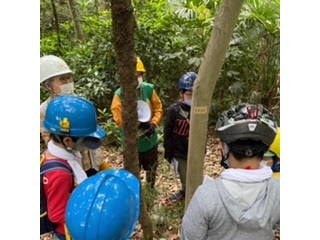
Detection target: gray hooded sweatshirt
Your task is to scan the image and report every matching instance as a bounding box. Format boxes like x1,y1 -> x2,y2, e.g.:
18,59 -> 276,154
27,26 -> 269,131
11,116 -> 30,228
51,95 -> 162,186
181,166 -> 280,240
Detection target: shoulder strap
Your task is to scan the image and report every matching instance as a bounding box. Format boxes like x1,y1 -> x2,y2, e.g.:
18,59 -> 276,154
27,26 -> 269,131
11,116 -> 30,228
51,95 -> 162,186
40,160 -> 73,175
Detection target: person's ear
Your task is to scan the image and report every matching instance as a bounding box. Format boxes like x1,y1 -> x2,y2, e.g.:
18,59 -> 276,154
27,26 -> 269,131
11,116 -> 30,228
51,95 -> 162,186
63,137 -> 74,149
44,81 -> 53,92
219,141 -> 227,157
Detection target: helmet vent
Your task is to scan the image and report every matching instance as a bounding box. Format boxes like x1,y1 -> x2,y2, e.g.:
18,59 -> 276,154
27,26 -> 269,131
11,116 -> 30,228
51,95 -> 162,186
247,105 -> 259,119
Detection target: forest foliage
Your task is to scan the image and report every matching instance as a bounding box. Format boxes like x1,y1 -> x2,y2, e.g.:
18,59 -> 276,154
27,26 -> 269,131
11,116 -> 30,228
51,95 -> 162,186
40,0 -> 280,146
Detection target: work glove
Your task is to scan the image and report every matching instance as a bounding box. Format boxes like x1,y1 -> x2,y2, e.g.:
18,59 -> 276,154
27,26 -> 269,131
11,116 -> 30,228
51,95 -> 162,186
138,121 -> 151,130
145,123 -> 156,136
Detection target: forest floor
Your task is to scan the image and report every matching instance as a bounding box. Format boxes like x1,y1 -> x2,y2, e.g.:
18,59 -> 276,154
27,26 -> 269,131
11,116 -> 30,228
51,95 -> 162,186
100,126 -> 280,240
40,126 -> 280,240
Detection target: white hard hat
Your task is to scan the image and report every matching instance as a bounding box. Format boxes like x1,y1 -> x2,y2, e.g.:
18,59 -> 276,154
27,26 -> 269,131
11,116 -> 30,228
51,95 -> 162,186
40,55 -> 73,83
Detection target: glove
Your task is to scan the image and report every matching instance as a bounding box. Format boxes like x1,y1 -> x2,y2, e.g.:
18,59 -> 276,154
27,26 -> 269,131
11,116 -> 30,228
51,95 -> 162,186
145,123 -> 156,136
138,121 -> 151,130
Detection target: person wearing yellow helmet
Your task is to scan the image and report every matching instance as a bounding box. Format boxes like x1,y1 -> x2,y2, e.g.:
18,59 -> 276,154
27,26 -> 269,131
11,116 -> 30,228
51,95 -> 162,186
111,56 -> 163,189
262,127 -> 280,178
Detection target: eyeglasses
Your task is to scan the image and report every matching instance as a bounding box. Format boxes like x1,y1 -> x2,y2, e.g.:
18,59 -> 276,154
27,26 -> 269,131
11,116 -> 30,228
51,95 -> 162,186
184,92 -> 192,97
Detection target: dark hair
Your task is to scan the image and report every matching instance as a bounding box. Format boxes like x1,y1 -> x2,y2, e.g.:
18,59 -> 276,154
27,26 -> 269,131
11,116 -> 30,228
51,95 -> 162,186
228,139 -> 268,160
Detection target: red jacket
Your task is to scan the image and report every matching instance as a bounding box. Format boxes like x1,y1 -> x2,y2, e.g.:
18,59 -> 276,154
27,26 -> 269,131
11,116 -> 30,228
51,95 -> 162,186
43,158 -> 74,235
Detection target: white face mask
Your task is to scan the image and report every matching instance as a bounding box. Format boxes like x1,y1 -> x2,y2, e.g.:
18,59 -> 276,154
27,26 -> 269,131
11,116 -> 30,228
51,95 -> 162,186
184,99 -> 192,106
59,82 -> 74,95
137,77 -> 143,88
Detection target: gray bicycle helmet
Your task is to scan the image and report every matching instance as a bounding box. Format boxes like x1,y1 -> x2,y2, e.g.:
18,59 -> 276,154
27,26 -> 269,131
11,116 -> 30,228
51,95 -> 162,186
216,103 -> 278,146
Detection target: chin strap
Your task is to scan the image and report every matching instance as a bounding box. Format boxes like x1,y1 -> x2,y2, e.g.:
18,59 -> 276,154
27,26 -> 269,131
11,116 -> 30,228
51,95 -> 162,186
220,143 -> 230,169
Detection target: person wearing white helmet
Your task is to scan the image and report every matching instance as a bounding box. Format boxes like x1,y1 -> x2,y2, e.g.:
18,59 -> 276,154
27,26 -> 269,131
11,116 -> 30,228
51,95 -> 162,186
181,103 -> 280,240
40,55 -> 104,176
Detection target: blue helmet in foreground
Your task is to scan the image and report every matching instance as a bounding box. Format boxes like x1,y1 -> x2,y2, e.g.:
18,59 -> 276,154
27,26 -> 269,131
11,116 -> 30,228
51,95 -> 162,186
66,169 -> 140,240
178,72 -> 197,91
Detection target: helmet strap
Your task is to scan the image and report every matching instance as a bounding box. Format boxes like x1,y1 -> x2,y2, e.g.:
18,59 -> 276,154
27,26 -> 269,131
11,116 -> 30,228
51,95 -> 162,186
220,142 -> 230,169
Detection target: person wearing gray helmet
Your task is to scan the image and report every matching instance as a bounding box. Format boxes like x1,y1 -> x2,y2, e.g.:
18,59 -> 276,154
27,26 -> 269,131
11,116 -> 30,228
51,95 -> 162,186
181,103 -> 280,240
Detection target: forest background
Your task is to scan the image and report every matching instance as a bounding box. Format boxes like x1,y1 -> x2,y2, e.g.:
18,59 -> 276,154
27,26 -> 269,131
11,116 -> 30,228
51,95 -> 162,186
40,0 -> 280,239
40,0 -> 280,136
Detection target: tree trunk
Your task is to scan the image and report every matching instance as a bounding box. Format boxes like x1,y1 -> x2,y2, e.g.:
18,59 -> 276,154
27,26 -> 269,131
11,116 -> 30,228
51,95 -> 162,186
50,0 -> 61,53
110,0 -> 153,239
67,0 -> 86,44
185,0 -> 244,209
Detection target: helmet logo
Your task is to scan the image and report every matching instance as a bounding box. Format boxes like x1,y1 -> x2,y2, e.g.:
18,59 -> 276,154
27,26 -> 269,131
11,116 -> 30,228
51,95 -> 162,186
248,123 -> 257,131
60,117 -> 70,134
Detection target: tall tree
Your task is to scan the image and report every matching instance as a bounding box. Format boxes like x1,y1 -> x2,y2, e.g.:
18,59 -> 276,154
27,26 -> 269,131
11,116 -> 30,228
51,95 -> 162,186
50,0 -> 62,51
110,0 -> 153,239
67,0 -> 86,44
185,0 -> 244,208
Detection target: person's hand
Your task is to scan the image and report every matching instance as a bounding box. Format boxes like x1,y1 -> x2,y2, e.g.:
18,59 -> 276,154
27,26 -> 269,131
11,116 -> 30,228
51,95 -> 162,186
145,123 -> 156,136
138,121 -> 150,130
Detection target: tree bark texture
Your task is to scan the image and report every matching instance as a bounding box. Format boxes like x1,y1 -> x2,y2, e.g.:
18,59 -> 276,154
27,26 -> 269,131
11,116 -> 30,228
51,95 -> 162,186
50,0 -> 61,52
67,0 -> 86,44
110,0 -> 153,239
185,0 -> 244,210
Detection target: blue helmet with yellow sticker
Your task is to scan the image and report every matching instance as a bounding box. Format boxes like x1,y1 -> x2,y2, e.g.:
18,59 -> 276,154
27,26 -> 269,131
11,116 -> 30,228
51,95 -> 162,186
66,169 -> 140,240
43,95 -> 105,141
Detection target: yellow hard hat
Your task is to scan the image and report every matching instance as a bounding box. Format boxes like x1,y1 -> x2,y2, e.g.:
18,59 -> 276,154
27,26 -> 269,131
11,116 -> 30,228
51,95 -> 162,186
269,127 -> 280,158
136,57 -> 146,72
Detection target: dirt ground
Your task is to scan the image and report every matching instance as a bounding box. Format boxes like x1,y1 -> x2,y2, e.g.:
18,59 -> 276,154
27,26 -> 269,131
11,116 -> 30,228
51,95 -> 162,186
40,129 -> 280,239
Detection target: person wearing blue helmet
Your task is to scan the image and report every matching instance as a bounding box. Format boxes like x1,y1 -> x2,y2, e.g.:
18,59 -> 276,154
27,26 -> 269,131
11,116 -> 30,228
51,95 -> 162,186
66,169 -> 140,240
40,55 -> 105,177
41,95 -> 106,240
163,72 -> 197,201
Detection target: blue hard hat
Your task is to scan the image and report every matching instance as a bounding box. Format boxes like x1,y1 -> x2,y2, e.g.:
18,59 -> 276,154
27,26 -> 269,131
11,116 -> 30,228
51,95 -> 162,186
43,95 -> 105,140
178,72 -> 197,91
66,169 -> 140,240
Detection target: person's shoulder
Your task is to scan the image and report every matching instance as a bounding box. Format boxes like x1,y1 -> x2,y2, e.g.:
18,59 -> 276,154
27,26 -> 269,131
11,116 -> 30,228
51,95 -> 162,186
141,82 -> 154,89
167,102 -> 181,111
114,88 -> 121,95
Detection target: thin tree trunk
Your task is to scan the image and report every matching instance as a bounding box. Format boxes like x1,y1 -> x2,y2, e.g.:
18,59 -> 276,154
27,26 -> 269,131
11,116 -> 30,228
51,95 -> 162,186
50,0 -> 61,52
110,0 -> 153,239
67,0 -> 86,44
185,0 -> 244,209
